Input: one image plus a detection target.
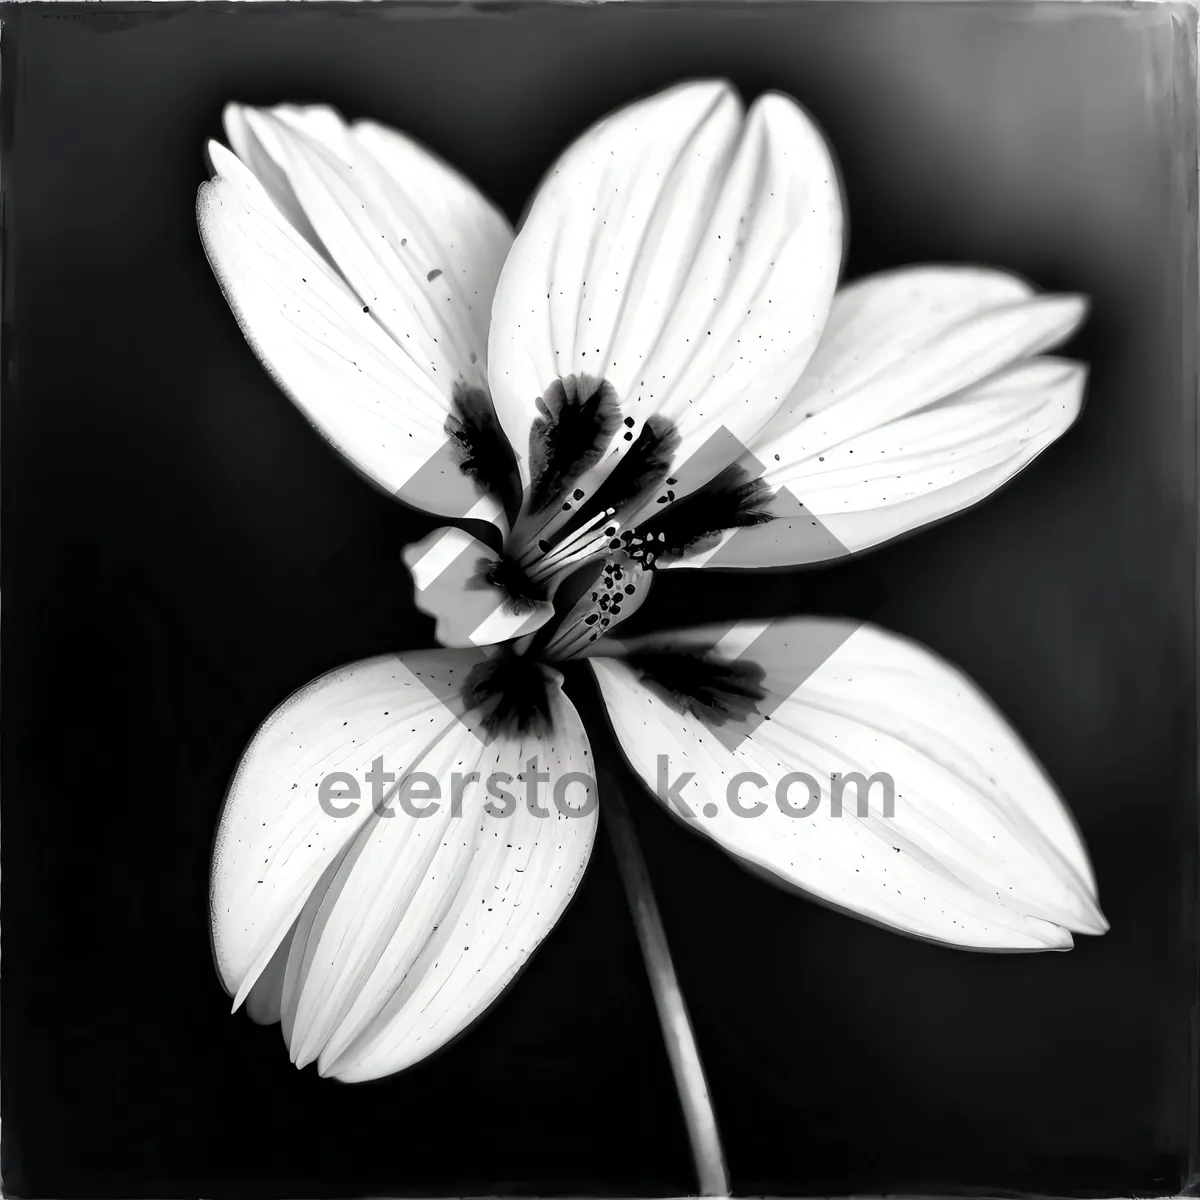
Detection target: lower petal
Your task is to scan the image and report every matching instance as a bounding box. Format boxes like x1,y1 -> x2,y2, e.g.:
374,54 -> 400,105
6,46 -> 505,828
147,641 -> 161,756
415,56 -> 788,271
591,618 -> 1104,950
210,649 -> 597,1080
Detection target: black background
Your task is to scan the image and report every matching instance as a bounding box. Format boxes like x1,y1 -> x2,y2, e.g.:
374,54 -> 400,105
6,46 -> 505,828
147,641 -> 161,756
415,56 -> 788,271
2,3 -> 1196,1197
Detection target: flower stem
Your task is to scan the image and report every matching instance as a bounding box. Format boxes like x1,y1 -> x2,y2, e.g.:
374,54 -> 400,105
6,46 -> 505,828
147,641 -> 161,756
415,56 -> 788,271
603,779 -> 730,1198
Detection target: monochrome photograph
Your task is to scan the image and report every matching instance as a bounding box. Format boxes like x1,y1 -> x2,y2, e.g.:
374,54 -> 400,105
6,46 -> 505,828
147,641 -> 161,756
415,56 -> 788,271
1,2 -> 1195,1197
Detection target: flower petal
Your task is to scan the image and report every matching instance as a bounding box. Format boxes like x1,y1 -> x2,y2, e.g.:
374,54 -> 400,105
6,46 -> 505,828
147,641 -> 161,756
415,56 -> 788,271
488,81 -> 843,492
676,357 -> 1087,568
230,105 -> 508,390
402,526 -> 555,648
780,357 -> 1086,553
211,650 -> 597,1081
211,651 -> 471,1004
352,116 -> 513,361
201,107 -> 513,522
591,618 -> 1104,950
663,267 -> 1087,567
753,264 -> 1085,469
221,103 -> 326,252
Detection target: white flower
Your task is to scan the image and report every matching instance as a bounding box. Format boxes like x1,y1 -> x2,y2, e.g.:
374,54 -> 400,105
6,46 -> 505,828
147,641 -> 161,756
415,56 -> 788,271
200,82 -> 1105,1085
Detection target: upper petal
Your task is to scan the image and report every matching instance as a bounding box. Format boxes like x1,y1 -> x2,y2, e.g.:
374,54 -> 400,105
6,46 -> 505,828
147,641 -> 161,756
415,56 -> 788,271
228,105 -> 508,391
200,106 -> 514,521
211,649 -> 597,1081
591,618 -> 1104,950
488,81 -> 843,494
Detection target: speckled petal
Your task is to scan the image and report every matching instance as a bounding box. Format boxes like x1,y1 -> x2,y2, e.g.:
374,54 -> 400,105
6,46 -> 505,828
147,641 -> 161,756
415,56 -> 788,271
211,650 -> 596,1081
592,618 -> 1104,950
488,81 -> 843,492
200,104 -> 513,523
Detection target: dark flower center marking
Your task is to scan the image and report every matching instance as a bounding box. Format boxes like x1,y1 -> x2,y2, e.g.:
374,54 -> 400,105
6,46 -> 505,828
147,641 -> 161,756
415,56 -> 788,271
633,463 -> 773,562
480,555 -> 548,615
462,653 -> 554,738
625,648 -> 767,726
446,374 -> 781,648
583,414 -> 681,519
445,384 -> 521,519
528,374 -> 621,515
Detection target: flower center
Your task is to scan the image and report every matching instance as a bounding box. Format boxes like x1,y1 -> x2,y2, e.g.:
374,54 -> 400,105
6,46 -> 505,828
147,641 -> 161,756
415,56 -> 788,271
510,377 -> 678,551
539,555 -> 647,659
478,503 -> 623,616
454,372 -> 779,631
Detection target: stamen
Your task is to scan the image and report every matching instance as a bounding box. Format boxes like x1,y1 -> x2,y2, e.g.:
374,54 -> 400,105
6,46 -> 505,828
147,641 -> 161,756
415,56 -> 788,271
517,506 -> 616,569
527,520 -> 616,584
512,413 -> 680,561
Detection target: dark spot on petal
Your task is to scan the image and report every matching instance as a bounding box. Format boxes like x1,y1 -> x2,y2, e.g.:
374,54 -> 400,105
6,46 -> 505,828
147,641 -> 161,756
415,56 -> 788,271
462,654 -> 553,738
586,415 -> 680,518
625,648 -> 766,728
528,375 -> 620,514
636,463 -> 773,561
445,384 -> 520,517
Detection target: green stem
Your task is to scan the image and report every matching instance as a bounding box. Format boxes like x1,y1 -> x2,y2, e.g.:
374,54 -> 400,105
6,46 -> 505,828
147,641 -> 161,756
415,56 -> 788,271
603,781 -> 731,1198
